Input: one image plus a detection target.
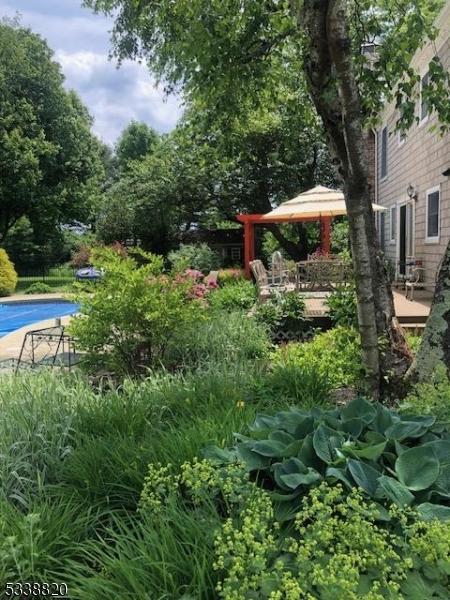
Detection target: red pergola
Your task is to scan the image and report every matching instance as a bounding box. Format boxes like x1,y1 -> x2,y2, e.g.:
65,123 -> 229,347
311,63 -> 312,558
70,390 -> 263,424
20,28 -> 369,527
237,213 -> 331,278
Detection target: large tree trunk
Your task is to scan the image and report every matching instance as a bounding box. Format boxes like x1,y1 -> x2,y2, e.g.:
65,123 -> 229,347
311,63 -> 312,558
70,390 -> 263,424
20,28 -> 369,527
409,242 -> 450,381
298,0 -> 411,400
263,222 -> 307,262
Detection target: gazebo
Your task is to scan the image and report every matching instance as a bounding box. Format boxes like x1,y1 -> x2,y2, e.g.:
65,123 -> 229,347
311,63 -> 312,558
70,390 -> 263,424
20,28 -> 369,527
237,185 -> 386,278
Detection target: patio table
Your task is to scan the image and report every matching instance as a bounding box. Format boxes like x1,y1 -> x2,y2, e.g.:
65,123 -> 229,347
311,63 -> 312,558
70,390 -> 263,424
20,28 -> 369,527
296,259 -> 352,291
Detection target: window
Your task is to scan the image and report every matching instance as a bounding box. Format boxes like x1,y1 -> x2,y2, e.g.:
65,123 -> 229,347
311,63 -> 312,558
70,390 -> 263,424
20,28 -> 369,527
420,71 -> 430,122
426,186 -> 440,242
231,247 -> 242,261
390,206 -> 396,243
380,126 -> 388,179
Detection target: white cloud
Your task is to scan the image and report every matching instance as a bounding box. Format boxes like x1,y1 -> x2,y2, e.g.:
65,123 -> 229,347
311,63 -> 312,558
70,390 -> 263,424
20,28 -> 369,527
0,0 -> 182,143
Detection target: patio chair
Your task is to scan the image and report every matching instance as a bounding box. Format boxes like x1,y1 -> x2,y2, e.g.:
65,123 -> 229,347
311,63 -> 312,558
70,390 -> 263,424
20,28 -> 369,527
405,266 -> 436,301
250,259 -> 290,298
270,251 -> 291,287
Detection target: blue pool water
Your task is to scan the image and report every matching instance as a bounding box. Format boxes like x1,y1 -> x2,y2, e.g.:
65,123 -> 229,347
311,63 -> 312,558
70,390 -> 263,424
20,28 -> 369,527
0,301 -> 79,338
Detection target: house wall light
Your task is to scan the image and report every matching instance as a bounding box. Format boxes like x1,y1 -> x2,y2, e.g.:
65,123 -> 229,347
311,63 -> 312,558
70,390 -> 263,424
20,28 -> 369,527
443,167 -> 450,177
407,184 -> 418,200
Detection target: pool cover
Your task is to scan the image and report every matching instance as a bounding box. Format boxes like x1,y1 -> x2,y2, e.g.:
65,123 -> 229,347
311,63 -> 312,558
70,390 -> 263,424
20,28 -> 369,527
0,301 -> 79,338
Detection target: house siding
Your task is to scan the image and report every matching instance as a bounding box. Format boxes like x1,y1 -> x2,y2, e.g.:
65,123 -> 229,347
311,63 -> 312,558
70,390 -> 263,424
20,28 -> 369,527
376,4 -> 450,286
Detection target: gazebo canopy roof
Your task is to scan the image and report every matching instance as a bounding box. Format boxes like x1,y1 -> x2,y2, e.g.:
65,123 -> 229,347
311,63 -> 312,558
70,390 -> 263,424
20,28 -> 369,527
261,185 -> 386,221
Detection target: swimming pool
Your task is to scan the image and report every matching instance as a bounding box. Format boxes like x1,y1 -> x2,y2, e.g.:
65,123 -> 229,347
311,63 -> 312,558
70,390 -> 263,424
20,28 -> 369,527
0,300 -> 79,338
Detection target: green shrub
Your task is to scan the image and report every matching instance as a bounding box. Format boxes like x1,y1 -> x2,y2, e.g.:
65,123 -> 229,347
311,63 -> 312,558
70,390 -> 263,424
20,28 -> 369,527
166,310 -> 270,368
168,242 -> 221,273
331,218 -> 349,254
69,247 -> 205,376
405,331 -> 422,354
0,248 -> 17,296
208,397 -> 450,521
325,283 -> 358,327
209,280 -> 256,312
258,362 -> 332,408
24,282 -> 53,294
217,268 -> 245,286
401,365 -> 450,423
254,291 -> 311,341
272,326 -> 362,389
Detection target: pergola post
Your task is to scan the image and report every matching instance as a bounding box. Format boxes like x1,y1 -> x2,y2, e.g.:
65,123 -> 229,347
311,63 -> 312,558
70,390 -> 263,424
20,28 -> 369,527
237,215 -> 261,279
243,219 -> 255,278
320,216 -> 332,254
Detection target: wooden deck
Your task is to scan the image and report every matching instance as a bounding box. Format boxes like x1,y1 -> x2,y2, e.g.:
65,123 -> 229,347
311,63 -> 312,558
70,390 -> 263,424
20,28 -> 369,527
304,289 -> 432,330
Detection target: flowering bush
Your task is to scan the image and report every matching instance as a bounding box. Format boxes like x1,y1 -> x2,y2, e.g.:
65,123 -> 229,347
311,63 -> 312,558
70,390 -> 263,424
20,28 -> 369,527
175,268 -> 219,300
70,248 -> 206,376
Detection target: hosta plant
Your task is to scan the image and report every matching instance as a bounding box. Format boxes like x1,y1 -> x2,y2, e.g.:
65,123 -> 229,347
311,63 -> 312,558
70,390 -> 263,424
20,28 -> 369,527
206,397 -> 450,522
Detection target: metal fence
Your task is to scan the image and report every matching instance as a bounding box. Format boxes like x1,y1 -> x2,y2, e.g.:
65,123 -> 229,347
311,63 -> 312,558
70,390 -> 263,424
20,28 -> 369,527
17,266 -> 76,290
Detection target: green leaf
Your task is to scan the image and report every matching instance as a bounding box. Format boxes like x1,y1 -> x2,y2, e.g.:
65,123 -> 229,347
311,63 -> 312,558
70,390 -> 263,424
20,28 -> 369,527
279,470 -> 322,489
424,440 -> 450,466
418,503 -> 450,521
202,444 -> 235,464
377,475 -> 414,507
293,416 -> 315,438
340,441 -> 387,461
272,457 -> 306,489
236,444 -> 271,471
401,414 -> 436,428
385,420 -> 425,440
269,430 -> 295,445
341,418 -> 363,437
434,464 -> 450,495
280,439 -> 304,458
251,439 -> 287,457
298,433 -> 323,470
341,397 -> 376,424
313,424 -> 343,464
326,466 -> 353,489
347,459 -> 381,496
372,404 -> 395,433
250,414 -> 279,432
395,445 -> 440,491
400,572 -> 437,599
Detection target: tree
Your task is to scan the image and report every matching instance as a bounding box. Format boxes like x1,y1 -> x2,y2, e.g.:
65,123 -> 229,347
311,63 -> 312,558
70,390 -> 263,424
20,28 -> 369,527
86,0 -> 450,398
115,120 -> 159,172
181,91 -> 336,260
0,20 -> 104,247
97,130 -> 213,253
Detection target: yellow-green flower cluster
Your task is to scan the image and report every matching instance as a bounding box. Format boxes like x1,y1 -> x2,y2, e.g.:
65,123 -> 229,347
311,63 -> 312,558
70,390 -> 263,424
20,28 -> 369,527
138,463 -> 179,514
214,487 -> 279,599
289,484 -> 411,598
181,458 -> 251,505
409,519 -> 450,564
212,481 -> 450,599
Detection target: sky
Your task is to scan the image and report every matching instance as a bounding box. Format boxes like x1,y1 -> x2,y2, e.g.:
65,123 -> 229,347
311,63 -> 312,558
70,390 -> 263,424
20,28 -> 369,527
0,0 -> 182,145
